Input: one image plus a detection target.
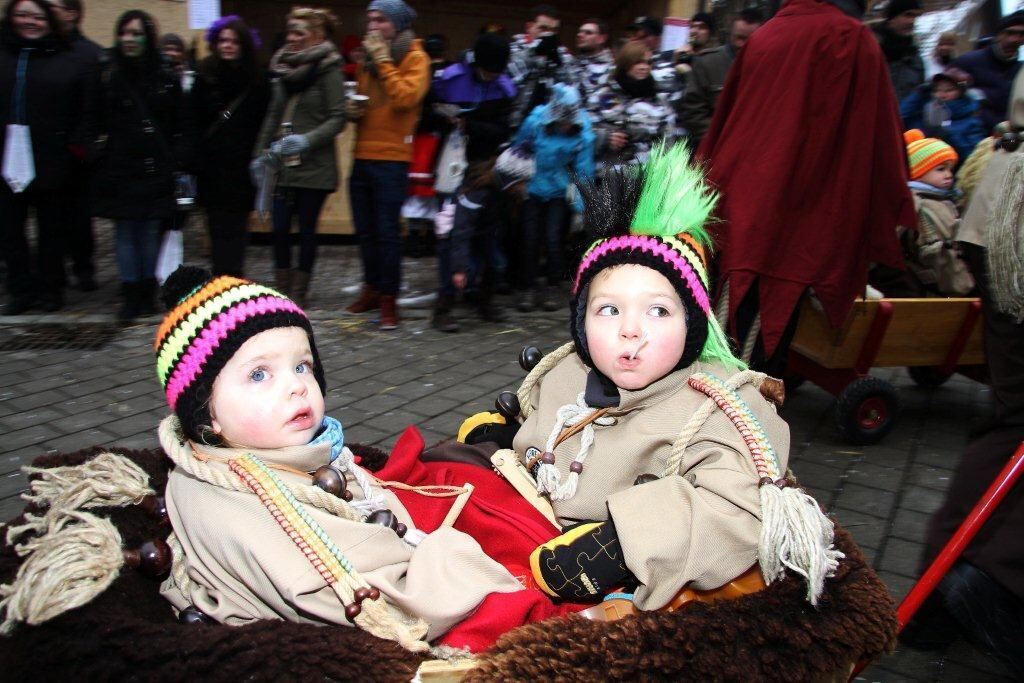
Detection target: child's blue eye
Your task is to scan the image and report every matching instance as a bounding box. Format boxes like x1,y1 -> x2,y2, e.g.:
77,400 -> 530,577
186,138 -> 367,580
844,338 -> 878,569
295,361 -> 312,374
649,305 -> 670,318
249,368 -> 267,382
597,304 -> 618,316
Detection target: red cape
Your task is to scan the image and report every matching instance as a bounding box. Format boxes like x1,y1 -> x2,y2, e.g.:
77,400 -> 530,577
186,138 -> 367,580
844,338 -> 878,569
697,0 -> 915,354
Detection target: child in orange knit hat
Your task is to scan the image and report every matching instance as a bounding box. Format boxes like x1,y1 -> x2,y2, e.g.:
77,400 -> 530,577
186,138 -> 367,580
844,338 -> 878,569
897,129 -> 975,296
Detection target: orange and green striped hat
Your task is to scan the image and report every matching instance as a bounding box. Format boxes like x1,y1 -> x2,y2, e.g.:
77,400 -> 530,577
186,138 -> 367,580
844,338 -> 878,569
905,129 -> 958,180
154,266 -> 324,442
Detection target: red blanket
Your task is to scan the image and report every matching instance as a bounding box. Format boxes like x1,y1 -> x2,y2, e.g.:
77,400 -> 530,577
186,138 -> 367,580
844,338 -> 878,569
698,0 -> 916,354
374,428 -> 583,651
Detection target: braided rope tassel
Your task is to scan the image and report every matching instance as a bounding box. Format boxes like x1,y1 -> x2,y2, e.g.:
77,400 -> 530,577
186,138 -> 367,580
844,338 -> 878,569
229,454 -> 429,651
687,373 -> 843,605
536,393 -> 614,501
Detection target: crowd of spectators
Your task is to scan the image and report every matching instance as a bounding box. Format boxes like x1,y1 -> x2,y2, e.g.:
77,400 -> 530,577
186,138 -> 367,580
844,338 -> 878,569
0,0 -> 1022,333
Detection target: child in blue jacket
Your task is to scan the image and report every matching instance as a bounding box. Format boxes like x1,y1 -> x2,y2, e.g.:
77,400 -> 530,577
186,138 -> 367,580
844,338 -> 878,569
512,83 -> 595,312
901,68 -> 988,165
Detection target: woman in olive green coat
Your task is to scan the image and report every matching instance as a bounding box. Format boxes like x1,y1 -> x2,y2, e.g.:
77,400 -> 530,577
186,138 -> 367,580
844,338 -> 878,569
253,7 -> 346,305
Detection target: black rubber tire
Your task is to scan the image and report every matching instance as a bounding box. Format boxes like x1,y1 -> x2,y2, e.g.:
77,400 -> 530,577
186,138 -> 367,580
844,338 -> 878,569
907,366 -> 953,388
835,377 -> 901,445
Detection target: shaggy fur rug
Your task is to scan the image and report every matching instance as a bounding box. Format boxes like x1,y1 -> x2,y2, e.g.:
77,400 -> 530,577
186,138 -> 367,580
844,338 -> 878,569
0,447 -> 897,681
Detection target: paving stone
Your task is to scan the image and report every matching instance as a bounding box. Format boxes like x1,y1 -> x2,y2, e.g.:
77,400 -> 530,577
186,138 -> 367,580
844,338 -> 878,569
0,388 -> 71,412
833,482 -> 897,520
843,460 -> 905,493
788,460 -> 845,493
405,395 -> 465,419
832,507 -> 889,550
0,405 -> 68,433
363,410 -> 431,436
904,462 -> 955,492
878,539 -> 926,578
890,507 -> 933,543
899,485 -> 949,516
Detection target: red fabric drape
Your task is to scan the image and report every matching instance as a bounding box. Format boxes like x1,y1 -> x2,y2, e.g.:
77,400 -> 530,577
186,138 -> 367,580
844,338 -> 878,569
697,0 -> 916,353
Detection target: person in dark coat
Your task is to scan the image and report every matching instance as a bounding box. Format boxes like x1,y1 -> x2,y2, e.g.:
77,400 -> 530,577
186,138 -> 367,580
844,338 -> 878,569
900,74 -> 1024,674
0,0 -> 89,314
85,10 -> 191,321
900,67 -> 987,165
192,15 -> 270,278
49,0 -> 102,293
872,0 -> 926,103
428,31 -> 515,332
952,11 -> 1024,132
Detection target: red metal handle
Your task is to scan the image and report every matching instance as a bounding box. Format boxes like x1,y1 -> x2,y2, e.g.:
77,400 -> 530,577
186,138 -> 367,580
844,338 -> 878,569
850,441 -> 1024,680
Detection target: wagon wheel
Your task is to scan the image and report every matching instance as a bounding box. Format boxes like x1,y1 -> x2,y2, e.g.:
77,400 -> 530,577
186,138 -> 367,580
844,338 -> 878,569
907,366 -> 953,388
835,377 -> 901,445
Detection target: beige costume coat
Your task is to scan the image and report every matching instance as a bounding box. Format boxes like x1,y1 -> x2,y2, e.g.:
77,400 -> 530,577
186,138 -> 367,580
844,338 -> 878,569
513,354 -> 790,610
158,418 -> 523,640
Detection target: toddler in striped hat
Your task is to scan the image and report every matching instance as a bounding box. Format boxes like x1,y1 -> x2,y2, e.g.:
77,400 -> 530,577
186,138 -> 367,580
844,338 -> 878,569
898,130 -> 974,295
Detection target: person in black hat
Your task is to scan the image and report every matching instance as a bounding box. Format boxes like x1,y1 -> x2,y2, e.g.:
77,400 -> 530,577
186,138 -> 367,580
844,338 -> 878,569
872,0 -> 925,101
952,10 -> 1023,131
690,12 -> 716,52
428,31 -> 517,330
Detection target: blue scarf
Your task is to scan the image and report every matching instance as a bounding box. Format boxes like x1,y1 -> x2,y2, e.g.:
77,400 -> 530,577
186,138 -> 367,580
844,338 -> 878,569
308,416 -> 345,463
908,180 -> 962,202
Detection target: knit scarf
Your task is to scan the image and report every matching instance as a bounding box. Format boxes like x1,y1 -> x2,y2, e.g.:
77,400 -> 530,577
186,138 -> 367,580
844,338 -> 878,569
309,416 -> 345,463
362,29 -> 414,77
908,180 -> 961,201
615,72 -> 657,99
270,40 -> 341,93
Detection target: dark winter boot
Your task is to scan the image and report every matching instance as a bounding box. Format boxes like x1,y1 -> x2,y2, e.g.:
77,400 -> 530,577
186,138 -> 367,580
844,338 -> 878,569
346,284 -> 380,314
379,294 -> 399,331
138,278 -> 157,315
274,268 -> 292,295
539,284 -> 561,312
517,285 -> 536,313
477,287 -> 505,323
431,294 -> 460,333
118,282 -> 141,323
292,270 -> 311,309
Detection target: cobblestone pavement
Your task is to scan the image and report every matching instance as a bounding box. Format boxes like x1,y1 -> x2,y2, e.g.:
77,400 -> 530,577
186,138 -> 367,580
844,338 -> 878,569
0,222 -> 1013,681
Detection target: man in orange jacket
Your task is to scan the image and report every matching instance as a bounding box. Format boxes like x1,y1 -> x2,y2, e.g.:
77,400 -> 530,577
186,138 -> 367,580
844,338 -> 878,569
345,0 -> 430,330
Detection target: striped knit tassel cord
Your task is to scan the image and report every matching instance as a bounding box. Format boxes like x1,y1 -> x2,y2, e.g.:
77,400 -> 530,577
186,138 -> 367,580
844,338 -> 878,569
230,454 -> 428,651
689,374 -> 844,605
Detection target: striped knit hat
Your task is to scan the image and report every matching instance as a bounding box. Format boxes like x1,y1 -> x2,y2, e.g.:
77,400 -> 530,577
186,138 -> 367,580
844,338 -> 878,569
572,143 -> 741,373
905,129 -> 958,180
154,266 -> 325,442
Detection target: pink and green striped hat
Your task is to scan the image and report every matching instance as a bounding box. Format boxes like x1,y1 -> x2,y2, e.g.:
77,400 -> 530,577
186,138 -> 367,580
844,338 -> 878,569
154,266 -> 325,441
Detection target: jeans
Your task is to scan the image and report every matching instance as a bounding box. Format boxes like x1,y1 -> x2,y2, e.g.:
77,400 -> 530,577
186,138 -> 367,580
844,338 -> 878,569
521,194 -> 568,287
207,208 -> 249,277
272,187 -> 329,274
349,160 -> 409,296
114,218 -> 161,283
0,186 -> 65,297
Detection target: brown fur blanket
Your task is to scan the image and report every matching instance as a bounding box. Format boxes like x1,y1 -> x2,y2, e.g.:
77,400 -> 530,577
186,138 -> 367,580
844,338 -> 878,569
0,447 -> 897,681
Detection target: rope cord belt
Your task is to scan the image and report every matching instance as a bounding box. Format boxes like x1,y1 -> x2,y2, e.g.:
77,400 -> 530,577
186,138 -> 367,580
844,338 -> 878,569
230,453 -> 360,587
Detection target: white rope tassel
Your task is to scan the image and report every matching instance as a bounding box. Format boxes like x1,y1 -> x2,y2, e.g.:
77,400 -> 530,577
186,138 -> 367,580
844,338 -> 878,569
758,484 -> 844,606
536,393 -> 614,502
0,510 -> 124,634
8,453 -> 154,545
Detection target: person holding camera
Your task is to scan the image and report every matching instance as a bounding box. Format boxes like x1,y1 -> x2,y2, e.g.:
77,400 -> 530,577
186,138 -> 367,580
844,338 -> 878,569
571,18 -> 613,103
588,42 -> 675,175
507,5 -> 577,129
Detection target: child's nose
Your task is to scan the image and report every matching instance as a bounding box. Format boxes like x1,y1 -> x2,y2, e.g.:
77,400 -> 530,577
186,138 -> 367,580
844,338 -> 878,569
289,373 -> 308,396
620,315 -> 643,339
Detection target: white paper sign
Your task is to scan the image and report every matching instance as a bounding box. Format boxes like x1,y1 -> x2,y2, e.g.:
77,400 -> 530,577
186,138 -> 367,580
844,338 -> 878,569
660,17 -> 691,53
2,124 -> 34,193
188,0 -> 222,30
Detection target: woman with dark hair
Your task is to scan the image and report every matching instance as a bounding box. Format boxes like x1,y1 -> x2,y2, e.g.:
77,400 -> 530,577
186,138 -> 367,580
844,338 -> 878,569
85,9 -> 191,321
192,15 -> 270,277
252,6 -> 345,307
0,0 -> 89,314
